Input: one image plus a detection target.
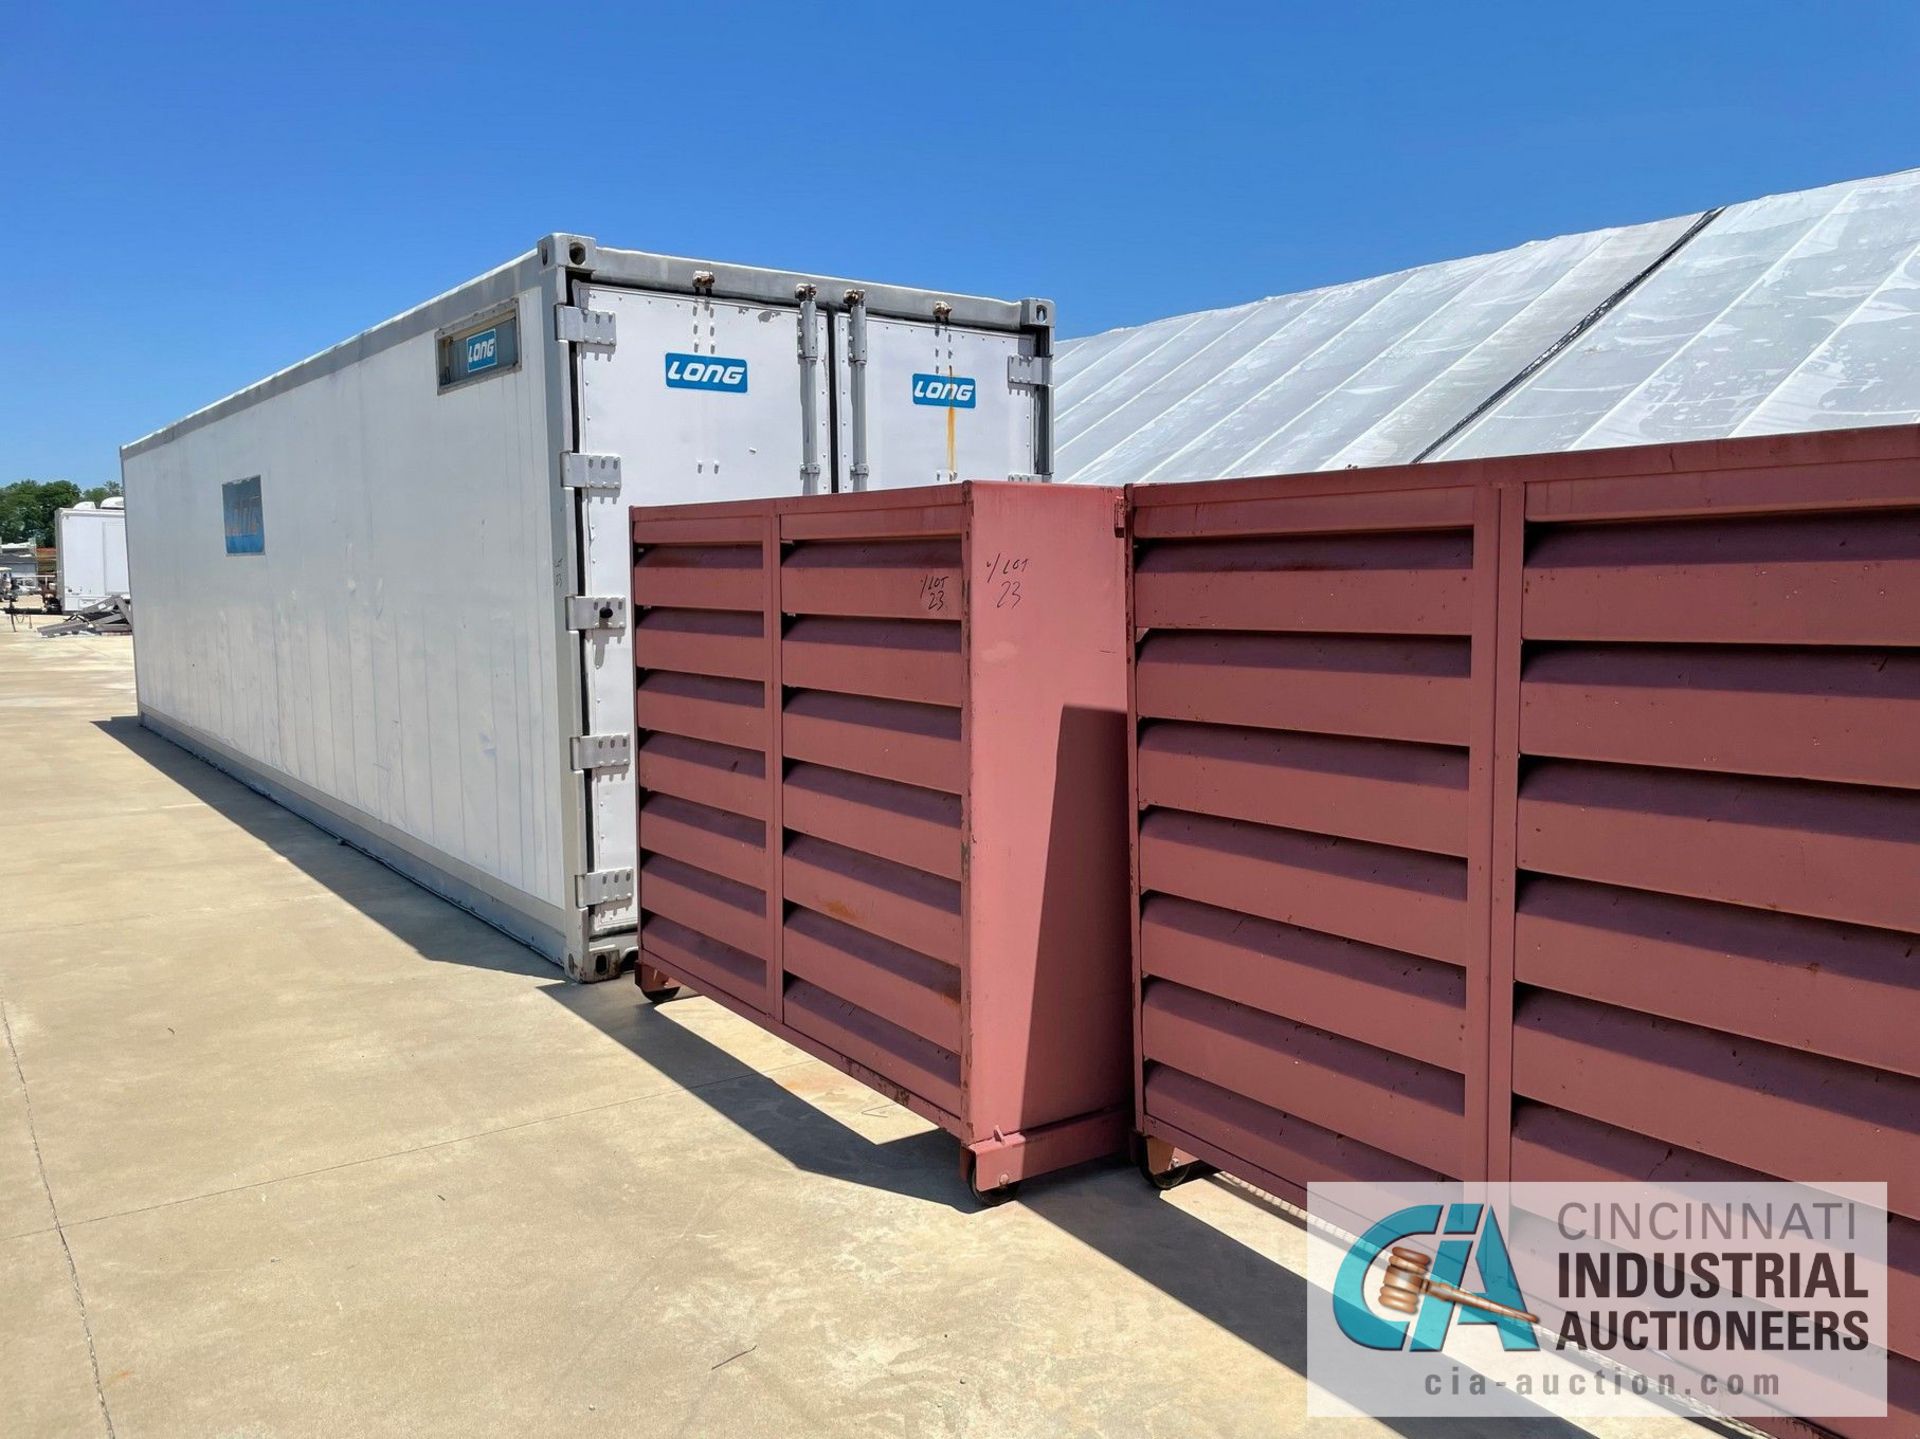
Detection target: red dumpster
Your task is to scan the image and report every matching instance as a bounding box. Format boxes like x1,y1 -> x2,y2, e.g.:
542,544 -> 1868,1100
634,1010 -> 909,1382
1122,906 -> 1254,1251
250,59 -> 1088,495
631,482 -> 1132,1200
1126,427 -> 1920,1438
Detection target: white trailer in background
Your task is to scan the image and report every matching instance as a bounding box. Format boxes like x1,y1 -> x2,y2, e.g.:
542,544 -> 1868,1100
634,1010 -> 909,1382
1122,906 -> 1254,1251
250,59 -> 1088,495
54,499 -> 129,610
120,234 -> 1055,980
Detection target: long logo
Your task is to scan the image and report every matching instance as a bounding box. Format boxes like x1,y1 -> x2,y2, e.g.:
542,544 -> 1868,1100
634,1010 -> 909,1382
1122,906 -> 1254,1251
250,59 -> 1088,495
465,328 -> 499,373
912,372 -> 977,408
665,352 -> 749,393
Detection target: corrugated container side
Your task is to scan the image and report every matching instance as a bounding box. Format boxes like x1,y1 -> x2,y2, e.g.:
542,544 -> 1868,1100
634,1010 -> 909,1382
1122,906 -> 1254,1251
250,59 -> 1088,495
631,510 -> 774,1014
632,483 -> 1130,1191
1498,435 -> 1920,1439
778,506 -> 970,1117
1129,425 -> 1920,1439
1128,480 -> 1495,1193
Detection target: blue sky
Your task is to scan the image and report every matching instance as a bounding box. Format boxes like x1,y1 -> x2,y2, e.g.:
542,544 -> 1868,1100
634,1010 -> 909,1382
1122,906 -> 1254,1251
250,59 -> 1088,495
5,0 -> 1918,487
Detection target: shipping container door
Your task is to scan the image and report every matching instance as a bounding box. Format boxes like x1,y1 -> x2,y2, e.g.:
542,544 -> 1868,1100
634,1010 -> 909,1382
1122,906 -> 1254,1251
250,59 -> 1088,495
574,283 -> 831,934
101,514 -> 129,596
55,512 -> 80,606
837,316 -> 1040,489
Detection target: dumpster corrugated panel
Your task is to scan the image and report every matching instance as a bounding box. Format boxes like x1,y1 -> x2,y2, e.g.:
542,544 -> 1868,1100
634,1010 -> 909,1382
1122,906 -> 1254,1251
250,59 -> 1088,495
781,691 -> 963,793
1499,434 -> 1920,1439
776,521 -> 970,1116
1503,445 -> 1920,1240
633,484 -> 1132,1190
631,522 -> 774,1015
1501,432 -> 1920,1439
1129,478 -> 1495,1200
1509,1100 -> 1920,1439
1130,427 -> 1920,1437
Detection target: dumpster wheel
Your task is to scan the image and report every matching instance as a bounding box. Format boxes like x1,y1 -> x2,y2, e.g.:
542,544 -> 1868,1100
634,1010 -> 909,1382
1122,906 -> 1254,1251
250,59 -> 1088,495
963,1152 -> 1020,1207
636,962 -> 681,1003
1135,1134 -> 1204,1191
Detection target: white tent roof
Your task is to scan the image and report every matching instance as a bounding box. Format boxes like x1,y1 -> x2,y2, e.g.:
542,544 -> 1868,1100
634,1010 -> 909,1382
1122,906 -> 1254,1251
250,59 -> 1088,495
1055,167 -> 1920,484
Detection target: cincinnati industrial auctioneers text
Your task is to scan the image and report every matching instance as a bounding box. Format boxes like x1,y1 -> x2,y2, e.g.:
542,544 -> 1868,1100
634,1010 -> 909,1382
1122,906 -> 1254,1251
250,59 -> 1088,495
1554,1198 -> 1874,1354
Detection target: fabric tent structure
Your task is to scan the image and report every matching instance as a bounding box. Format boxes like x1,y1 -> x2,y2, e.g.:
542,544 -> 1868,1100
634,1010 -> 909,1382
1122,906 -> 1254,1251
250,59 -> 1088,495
1055,167 -> 1920,485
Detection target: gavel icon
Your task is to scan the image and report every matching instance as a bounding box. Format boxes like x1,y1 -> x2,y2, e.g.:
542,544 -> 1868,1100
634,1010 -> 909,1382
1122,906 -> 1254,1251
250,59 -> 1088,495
1378,1246 -> 1539,1324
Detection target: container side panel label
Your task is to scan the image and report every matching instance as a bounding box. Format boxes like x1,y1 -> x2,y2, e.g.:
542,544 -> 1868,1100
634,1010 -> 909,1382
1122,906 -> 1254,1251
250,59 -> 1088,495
438,312 -> 519,390
222,475 -> 265,555
465,328 -> 500,374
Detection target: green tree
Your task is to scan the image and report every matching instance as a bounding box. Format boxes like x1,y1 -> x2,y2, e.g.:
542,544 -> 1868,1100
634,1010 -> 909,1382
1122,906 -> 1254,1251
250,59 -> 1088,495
80,482 -> 122,506
0,480 -> 84,546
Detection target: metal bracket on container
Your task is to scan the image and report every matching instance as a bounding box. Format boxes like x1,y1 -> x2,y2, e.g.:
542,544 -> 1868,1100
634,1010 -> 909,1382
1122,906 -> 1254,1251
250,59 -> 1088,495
1008,354 -> 1051,387
555,305 -> 617,346
1005,473 -> 1043,484
566,595 -> 627,631
561,453 -> 622,492
574,868 -> 634,907
570,733 -> 631,771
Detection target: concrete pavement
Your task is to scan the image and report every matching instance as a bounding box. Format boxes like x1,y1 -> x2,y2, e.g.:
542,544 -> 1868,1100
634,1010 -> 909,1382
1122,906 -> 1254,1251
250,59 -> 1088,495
0,625 -> 1716,1438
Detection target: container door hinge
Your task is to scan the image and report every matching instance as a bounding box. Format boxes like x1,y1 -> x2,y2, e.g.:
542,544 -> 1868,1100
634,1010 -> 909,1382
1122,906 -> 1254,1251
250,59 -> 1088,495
795,287 -> 824,494
570,732 -> 631,771
1008,354 -> 1051,387
555,305 -> 617,346
574,868 -> 634,908
844,289 -> 871,491
566,595 -> 627,631
562,453 -> 622,491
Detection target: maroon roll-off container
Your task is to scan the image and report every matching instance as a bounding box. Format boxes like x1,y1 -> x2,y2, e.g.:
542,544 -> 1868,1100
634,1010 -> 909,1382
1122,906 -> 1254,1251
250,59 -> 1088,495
630,482 -> 1132,1198
1126,427 -> 1920,1439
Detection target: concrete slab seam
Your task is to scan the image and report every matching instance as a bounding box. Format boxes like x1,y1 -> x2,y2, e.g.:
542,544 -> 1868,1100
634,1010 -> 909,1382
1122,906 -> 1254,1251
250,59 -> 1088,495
0,984 -> 118,1439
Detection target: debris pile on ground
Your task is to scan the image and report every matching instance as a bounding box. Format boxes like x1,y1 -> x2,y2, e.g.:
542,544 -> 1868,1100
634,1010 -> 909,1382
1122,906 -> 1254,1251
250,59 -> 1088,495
39,594 -> 132,636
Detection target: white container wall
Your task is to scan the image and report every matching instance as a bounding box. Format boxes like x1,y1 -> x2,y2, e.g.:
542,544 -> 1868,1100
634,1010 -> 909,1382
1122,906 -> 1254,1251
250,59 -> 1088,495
54,504 -> 130,609
834,301 -> 1052,489
122,235 -> 1052,979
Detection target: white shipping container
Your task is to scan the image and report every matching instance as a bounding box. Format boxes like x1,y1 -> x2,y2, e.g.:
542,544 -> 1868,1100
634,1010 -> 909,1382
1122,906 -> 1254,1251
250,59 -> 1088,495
121,234 -> 1054,979
55,502 -> 129,609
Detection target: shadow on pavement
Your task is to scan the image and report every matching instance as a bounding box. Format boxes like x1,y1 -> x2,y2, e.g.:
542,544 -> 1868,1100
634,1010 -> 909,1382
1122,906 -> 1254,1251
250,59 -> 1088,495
100,711 -> 1726,1437
551,982 -> 1649,1439
93,715 -> 554,980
